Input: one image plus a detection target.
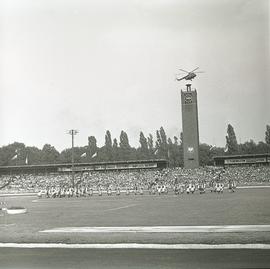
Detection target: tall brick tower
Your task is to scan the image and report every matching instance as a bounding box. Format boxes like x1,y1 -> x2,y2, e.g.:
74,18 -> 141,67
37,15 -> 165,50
181,84 -> 200,168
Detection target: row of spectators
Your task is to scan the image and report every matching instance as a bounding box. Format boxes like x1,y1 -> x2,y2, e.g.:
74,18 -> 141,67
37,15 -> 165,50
0,166 -> 269,193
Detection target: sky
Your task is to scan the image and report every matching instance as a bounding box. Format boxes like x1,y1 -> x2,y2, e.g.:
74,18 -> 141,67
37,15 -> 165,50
0,0 -> 269,151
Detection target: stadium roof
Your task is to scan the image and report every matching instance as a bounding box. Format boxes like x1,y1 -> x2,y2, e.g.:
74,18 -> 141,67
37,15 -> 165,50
213,153 -> 270,160
0,159 -> 168,175
0,159 -> 167,169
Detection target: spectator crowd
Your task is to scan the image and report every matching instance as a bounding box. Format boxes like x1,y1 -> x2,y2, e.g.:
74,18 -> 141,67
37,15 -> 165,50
0,166 -> 269,195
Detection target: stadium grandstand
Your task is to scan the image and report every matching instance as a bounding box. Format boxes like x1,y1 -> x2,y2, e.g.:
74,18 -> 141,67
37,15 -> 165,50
0,159 -> 168,176
1,163 -> 269,195
213,153 -> 270,167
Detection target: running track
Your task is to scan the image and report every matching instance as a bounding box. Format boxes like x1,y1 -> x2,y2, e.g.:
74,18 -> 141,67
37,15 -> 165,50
0,248 -> 270,269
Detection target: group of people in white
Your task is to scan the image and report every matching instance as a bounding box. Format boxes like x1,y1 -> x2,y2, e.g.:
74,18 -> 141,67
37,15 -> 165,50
39,178 -> 237,199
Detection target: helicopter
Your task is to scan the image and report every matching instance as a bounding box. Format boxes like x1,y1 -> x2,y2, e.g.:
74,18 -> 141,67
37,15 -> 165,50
176,67 -> 203,81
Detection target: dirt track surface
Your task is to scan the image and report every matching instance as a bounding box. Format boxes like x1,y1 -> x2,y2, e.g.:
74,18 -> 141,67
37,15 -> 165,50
1,248 -> 270,269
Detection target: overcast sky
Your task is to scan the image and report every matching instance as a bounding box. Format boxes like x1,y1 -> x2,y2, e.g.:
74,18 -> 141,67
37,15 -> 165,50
0,0 -> 269,151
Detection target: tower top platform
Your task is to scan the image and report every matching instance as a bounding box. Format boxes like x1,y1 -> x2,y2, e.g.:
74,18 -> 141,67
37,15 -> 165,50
186,84 -> 192,91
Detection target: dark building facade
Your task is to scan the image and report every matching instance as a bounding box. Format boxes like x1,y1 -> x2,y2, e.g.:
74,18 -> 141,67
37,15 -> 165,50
181,84 -> 200,168
0,159 -> 168,175
213,153 -> 270,167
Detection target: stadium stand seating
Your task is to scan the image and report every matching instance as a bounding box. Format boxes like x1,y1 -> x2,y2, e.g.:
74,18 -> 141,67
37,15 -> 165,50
0,166 -> 269,196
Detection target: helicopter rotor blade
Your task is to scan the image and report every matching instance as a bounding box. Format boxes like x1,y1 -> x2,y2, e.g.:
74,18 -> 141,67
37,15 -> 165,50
176,72 -> 187,76
178,68 -> 189,73
190,67 -> 199,73
194,71 -> 204,73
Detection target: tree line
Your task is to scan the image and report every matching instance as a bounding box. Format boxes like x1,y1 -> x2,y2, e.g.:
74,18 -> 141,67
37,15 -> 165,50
0,125 -> 270,167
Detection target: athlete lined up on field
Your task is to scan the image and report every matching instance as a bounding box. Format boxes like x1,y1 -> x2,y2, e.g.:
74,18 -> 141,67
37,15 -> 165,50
41,180 -> 229,198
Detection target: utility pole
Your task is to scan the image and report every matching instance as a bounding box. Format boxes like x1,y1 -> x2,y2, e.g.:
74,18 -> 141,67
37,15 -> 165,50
67,129 -> 78,187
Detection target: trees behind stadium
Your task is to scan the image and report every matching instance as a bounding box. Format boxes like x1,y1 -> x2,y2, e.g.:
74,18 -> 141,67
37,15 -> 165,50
0,125 -> 270,167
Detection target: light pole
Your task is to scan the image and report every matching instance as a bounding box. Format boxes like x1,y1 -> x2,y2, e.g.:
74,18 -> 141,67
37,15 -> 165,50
68,129 -> 78,187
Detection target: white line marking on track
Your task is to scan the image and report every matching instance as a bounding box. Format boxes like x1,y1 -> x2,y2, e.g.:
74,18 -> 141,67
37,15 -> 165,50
103,204 -> 137,212
0,243 -> 270,249
0,193 -> 36,197
40,225 -> 270,233
237,185 -> 270,189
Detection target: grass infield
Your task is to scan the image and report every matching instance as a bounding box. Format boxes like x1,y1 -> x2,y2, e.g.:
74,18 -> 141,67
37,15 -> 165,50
0,188 -> 269,244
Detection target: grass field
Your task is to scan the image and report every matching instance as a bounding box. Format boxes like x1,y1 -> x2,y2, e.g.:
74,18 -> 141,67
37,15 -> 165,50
0,188 -> 270,244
